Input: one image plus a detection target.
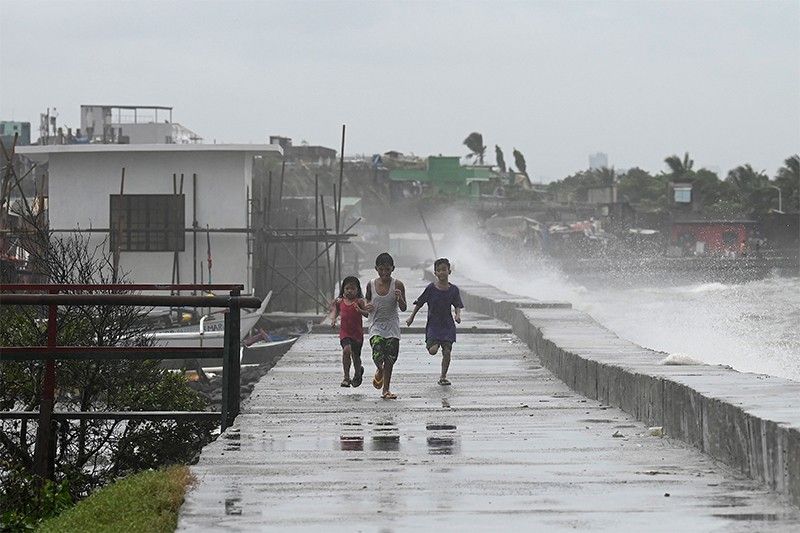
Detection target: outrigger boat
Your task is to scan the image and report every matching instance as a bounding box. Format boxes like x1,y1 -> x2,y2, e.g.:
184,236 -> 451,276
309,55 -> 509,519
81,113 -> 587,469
149,291 -> 299,367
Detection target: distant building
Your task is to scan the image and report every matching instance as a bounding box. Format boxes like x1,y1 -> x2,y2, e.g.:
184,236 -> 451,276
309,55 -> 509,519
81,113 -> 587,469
269,135 -> 336,166
80,105 -> 201,144
17,143 -> 282,293
0,121 -> 31,147
589,152 -> 608,170
389,156 -> 494,198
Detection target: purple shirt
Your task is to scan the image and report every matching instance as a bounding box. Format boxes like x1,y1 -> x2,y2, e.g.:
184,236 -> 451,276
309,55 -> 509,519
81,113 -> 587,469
414,283 -> 464,343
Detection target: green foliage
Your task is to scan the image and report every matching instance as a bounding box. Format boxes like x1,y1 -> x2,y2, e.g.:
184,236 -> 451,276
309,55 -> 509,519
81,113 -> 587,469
0,474 -> 73,531
494,145 -> 506,173
725,164 -> 771,215
36,466 -> 193,533
617,168 -> 666,209
463,132 -> 486,165
512,148 -> 527,177
664,152 -> 694,177
775,154 -> 799,212
0,231 -> 215,528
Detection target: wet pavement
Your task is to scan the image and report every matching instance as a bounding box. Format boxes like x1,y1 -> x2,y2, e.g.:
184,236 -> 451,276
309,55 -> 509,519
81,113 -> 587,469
178,272 -> 800,531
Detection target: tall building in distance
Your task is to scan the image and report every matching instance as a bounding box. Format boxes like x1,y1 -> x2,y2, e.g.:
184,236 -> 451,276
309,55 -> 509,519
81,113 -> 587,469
589,152 -> 608,170
0,121 -> 31,147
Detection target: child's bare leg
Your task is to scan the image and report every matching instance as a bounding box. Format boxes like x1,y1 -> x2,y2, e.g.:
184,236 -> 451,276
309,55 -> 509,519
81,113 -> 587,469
427,342 -> 439,355
441,344 -> 452,381
382,358 -> 394,394
342,345 -> 352,379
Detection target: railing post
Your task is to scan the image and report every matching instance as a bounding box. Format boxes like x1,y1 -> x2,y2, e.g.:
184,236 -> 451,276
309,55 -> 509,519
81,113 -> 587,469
221,288 -> 241,430
33,293 -> 57,484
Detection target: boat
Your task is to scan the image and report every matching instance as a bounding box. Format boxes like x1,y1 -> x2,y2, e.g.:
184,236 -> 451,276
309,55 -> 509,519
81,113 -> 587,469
149,291 -> 299,368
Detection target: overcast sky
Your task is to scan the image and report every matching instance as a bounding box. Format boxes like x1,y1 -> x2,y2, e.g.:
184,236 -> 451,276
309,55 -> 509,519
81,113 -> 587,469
1,0 -> 798,181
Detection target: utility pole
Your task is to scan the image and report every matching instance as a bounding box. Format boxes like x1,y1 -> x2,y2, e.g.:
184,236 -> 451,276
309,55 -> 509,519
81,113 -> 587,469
768,185 -> 783,213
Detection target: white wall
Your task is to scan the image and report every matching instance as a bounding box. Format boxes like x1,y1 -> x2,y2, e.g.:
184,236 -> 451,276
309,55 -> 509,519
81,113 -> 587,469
48,150 -> 258,290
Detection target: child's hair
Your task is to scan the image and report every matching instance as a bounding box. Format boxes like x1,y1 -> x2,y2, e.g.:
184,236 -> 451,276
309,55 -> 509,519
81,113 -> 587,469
338,276 -> 363,298
434,257 -> 450,270
375,252 -> 394,268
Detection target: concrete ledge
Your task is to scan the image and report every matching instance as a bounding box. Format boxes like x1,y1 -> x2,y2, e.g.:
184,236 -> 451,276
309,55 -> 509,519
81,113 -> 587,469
431,270 -> 800,506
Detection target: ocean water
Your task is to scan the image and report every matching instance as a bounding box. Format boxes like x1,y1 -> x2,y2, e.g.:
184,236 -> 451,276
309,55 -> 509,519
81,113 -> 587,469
446,234 -> 800,382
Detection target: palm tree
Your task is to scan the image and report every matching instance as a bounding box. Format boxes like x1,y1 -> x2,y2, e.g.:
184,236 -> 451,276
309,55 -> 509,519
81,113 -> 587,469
463,132 -> 486,165
513,148 -> 528,177
776,154 -> 799,182
495,145 -> 506,173
726,164 -> 771,213
593,166 -> 617,186
775,154 -> 800,211
664,152 -> 694,177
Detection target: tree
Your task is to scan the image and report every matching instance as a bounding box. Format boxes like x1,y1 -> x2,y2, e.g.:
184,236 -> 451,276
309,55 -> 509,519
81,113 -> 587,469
463,132 -> 486,165
495,145 -> 506,173
592,166 -> 616,187
664,152 -> 694,177
725,164 -> 770,215
0,180 -> 215,528
617,168 -> 666,209
775,154 -> 800,212
512,148 -> 528,178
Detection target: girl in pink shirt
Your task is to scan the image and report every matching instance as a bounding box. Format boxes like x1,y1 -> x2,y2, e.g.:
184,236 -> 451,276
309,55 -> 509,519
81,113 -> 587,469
326,276 -> 369,387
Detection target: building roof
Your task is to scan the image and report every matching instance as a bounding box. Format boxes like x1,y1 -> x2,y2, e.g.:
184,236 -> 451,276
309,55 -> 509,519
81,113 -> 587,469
17,143 -> 283,155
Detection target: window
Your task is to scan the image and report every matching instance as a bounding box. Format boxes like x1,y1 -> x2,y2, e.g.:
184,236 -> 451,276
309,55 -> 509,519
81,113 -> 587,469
674,186 -> 692,203
110,194 -> 185,251
722,231 -> 738,247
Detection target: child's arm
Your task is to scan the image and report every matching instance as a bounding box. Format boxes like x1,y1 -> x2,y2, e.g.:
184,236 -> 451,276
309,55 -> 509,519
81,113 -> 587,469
324,298 -> 340,327
364,282 -> 375,313
406,302 -> 423,326
395,280 -> 407,312
453,286 -> 464,324
356,298 -> 370,318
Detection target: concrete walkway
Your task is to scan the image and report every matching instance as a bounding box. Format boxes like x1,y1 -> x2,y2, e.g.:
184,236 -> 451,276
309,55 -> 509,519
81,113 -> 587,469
178,272 -> 799,531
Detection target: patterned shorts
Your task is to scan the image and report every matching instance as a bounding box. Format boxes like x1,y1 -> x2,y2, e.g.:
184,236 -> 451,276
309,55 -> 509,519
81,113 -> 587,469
370,335 -> 400,365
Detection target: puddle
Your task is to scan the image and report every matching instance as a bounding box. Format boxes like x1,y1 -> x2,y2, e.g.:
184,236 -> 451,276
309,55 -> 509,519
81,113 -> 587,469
371,435 -> 400,452
426,423 -> 460,455
224,498 -> 242,515
426,424 -> 457,431
427,436 -> 457,455
712,513 -> 780,521
340,435 -> 364,451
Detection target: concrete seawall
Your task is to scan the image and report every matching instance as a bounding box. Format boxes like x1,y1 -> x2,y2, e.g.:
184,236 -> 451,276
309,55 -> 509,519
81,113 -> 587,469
434,272 -> 800,506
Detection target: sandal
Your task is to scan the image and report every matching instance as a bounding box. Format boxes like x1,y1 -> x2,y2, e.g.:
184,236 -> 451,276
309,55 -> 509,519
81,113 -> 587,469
381,391 -> 397,400
372,369 -> 383,389
437,378 -> 451,386
352,366 -> 364,388
340,378 -> 351,387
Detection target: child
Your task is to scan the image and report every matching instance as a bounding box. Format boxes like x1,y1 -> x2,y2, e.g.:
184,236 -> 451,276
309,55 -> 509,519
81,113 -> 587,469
364,252 -> 407,399
406,258 -> 463,385
326,276 -> 369,387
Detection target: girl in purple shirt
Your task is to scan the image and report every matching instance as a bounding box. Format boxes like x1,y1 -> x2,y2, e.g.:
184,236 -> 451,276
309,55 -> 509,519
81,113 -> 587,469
406,258 -> 463,385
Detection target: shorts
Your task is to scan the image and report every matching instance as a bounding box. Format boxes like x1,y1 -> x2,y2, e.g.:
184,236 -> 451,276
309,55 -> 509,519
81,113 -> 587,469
370,335 -> 399,365
426,338 -> 453,352
340,337 -> 362,358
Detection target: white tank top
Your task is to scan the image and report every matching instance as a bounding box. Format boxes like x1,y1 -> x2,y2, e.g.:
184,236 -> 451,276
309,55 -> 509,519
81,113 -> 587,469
368,278 -> 401,339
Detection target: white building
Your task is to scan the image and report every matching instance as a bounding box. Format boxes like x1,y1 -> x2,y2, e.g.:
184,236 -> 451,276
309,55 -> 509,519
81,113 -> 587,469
589,152 -> 608,170
80,105 -> 201,144
17,144 -> 282,293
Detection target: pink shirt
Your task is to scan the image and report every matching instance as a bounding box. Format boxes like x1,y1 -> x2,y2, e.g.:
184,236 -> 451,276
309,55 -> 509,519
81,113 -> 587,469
337,298 -> 364,343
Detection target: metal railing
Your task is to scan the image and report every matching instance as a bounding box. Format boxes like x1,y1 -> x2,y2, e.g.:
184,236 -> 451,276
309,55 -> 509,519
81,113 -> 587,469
0,283 -> 261,481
